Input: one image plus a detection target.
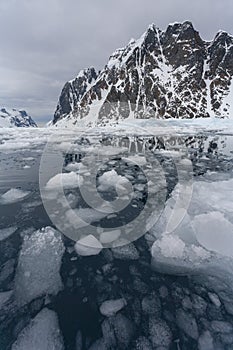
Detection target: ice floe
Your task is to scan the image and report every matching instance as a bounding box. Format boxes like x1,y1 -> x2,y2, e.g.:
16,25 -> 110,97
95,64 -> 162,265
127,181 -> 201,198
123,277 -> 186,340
98,169 -> 130,192
14,227 -> 65,306
99,298 -> 127,317
0,226 -> 17,241
0,188 -> 30,204
192,211 -> 233,258
74,235 -> 103,256
0,290 -> 13,309
12,308 -> 64,350
150,174 -> 233,310
99,230 -> 121,244
45,171 -> 83,190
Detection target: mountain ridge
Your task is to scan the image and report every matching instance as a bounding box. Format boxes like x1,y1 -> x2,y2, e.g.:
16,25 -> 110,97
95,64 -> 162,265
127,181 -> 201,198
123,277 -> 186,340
52,21 -> 233,126
0,108 -> 37,128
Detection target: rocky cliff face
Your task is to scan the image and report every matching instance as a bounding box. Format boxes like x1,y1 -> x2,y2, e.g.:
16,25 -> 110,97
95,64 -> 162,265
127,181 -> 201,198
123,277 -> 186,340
0,108 -> 37,128
53,21 -> 233,126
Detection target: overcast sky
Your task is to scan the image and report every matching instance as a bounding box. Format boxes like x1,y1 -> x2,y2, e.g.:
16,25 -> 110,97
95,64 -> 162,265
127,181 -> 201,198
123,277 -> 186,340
0,0 -> 232,123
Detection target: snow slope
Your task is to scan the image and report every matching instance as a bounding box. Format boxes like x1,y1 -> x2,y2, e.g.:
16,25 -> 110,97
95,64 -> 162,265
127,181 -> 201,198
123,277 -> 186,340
0,108 -> 37,128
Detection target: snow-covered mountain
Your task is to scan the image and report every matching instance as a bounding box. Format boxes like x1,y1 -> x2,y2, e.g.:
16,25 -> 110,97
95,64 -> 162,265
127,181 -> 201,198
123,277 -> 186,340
52,21 -> 233,126
0,108 -> 37,128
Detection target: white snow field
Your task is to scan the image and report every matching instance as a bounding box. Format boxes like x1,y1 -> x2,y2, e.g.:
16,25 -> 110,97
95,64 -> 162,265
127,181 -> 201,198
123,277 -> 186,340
12,308 -> 64,350
14,227 -> 65,306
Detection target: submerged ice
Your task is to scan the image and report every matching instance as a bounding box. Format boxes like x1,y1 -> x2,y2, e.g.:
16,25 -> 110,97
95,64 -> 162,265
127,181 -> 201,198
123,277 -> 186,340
12,308 -> 64,350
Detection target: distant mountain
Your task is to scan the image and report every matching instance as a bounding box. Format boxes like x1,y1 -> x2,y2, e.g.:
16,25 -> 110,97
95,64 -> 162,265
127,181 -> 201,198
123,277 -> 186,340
52,21 -> 233,126
0,108 -> 37,128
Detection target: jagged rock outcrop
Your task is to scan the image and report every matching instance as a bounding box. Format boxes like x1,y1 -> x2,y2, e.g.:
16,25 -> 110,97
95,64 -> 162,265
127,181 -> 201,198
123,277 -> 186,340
52,21 -> 233,126
0,108 -> 37,128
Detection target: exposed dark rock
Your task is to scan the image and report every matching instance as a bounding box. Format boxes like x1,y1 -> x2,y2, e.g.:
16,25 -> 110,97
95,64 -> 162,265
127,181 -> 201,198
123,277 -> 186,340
52,22 -> 233,126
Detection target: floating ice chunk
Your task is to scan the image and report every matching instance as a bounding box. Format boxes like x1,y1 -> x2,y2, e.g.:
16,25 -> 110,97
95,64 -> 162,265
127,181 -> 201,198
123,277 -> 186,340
65,162 -> 84,172
155,234 -> 185,258
134,337 -> 152,350
127,155 -> 147,166
75,331 -> 82,350
0,290 -> 13,309
74,235 -> 103,256
102,313 -> 134,349
151,234 -> 211,275
75,208 -> 108,223
192,212 -> 233,258
0,188 -> 30,204
0,226 -> 17,241
189,179 -> 233,221
149,318 -> 172,348
88,338 -> 107,350
211,320 -> 233,334
112,242 -> 139,260
98,170 -> 130,192
14,227 -> 65,306
45,171 -> 83,190
142,294 -> 161,316
198,331 -> 214,350
22,157 -> 34,161
176,309 -> 199,340
208,292 -> 221,308
23,200 -> 42,209
100,298 -> 127,317
191,245 -> 211,260
100,230 -> 121,244
12,308 -> 64,350
65,209 -> 89,229
0,259 -> 15,284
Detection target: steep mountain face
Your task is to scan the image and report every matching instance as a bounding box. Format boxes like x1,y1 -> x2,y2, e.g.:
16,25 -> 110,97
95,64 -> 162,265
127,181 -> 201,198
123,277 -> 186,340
53,21 -> 233,126
0,108 -> 37,128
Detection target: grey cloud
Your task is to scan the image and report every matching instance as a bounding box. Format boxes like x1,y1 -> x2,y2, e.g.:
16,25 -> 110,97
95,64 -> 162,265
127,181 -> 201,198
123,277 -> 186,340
0,0 -> 232,123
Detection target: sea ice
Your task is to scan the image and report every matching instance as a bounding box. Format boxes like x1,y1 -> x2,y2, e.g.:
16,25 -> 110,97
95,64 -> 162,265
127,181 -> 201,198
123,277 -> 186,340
101,313 -> 134,349
150,176 -> 233,293
100,298 -> 127,317
198,331 -> 214,350
149,318 -> 172,348
0,226 -> 17,241
208,292 -> 221,308
0,290 -> 13,309
45,171 -> 83,190
112,242 -> 139,260
98,169 -> 130,192
14,227 -> 65,306
99,230 -> 121,244
74,235 -> 103,256
0,188 -> 30,204
176,309 -> 199,340
11,308 -> 64,350
192,211 -> 233,258
75,208 -> 108,223
155,234 -> 185,258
